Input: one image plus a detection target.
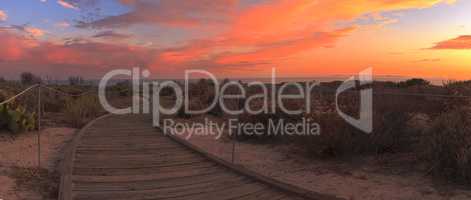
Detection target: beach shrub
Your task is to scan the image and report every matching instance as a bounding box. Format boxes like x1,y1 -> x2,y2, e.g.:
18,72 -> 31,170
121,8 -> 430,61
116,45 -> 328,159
0,89 -> 9,102
396,78 -> 431,88
64,95 -> 102,128
236,113 -> 282,142
112,80 -> 131,97
20,72 -> 42,85
68,76 -> 84,86
370,111 -> 412,154
0,104 -> 36,134
297,112 -> 358,158
176,96 -> 206,119
42,94 -> 67,113
442,80 -> 471,110
422,107 -> 471,184
177,103 -> 192,119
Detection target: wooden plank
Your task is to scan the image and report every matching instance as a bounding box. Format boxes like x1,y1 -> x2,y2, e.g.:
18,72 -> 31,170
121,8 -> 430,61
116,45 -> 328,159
73,156 -> 208,168
71,167 -> 226,182
236,189 -> 288,200
75,152 -> 202,161
165,129 -> 343,200
72,162 -> 218,176
73,179 -> 259,200
75,145 -> 185,151
75,150 -> 195,158
59,114 -> 341,200
73,172 -> 243,192
58,114 -> 113,200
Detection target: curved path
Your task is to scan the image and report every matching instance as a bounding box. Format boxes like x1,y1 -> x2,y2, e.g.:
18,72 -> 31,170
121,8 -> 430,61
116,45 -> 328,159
59,114 -> 340,200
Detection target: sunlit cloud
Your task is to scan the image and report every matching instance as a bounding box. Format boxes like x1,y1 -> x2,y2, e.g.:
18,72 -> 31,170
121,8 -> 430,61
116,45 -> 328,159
0,0 -> 464,78
430,35 -> 471,49
55,21 -> 71,28
0,29 -> 39,62
413,58 -> 441,62
76,0 -> 238,28
0,10 -> 7,22
2,25 -> 46,38
0,28 -> 159,76
146,0 -> 452,70
57,0 -> 79,10
20,26 -> 44,38
24,27 -> 45,37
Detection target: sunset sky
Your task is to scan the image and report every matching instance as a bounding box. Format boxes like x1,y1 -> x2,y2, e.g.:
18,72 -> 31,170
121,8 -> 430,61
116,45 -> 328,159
1,0 -> 471,80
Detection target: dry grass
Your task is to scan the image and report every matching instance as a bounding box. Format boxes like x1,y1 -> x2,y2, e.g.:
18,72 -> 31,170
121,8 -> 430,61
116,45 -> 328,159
422,107 -> 471,184
64,95 -> 103,128
9,167 -> 59,200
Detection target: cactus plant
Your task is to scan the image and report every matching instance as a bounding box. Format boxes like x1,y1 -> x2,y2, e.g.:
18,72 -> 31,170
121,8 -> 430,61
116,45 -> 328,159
0,104 -> 37,134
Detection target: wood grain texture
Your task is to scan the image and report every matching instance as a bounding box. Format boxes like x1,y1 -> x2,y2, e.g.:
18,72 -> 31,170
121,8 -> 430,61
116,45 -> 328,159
59,114 -> 342,200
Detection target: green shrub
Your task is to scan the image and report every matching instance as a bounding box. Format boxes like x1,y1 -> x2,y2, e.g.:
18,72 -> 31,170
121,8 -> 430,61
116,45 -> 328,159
64,95 -> 102,128
423,107 -> 471,184
0,104 -> 36,134
396,78 -> 431,88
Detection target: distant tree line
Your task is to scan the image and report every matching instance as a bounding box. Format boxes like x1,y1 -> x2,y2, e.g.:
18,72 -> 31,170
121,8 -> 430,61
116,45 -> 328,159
396,78 -> 431,88
14,72 -> 87,86
20,72 -> 42,85
68,76 -> 85,86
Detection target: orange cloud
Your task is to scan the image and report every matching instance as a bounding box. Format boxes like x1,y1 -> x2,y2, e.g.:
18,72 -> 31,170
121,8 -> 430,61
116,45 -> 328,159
0,10 -> 7,21
217,27 -> 357,65
147,0 -> 453,73
430,35 -> 471,49
2,0 -> 457,77
24,27 -> 45,37
4,25 -> 46,38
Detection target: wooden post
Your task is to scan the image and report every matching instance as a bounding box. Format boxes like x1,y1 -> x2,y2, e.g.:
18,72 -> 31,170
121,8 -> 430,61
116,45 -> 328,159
37,84 -> 41,170
231,131 -> 236,163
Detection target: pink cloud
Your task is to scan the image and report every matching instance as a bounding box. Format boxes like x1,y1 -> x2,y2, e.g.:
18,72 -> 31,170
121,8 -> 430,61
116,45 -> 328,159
92,30 -> 132,40
55,21 -> 71,28
57,0 -> 79,10
1,0 -> 456,77
76,0 -> 238,28
0,29 -> 162,77
0,10 -> 7,21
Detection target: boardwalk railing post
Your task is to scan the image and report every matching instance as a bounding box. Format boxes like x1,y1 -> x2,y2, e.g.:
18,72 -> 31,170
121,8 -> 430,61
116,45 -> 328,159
230,111 -> 237,164
231,132 -> 236,163
37,84 -> 41,170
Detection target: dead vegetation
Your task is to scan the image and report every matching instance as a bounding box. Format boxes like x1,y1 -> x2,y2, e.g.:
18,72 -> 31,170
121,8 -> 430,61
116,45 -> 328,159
174,78 -> 471,185
9,167 -> 59,200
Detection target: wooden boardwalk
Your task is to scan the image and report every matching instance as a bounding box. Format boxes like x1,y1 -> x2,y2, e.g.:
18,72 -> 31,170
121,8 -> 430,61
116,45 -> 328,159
59,114 -> 339,200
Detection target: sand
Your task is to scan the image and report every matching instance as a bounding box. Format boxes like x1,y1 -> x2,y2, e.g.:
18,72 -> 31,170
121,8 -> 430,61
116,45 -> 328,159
0,127 -> 76,200
173,116 -> 471,200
